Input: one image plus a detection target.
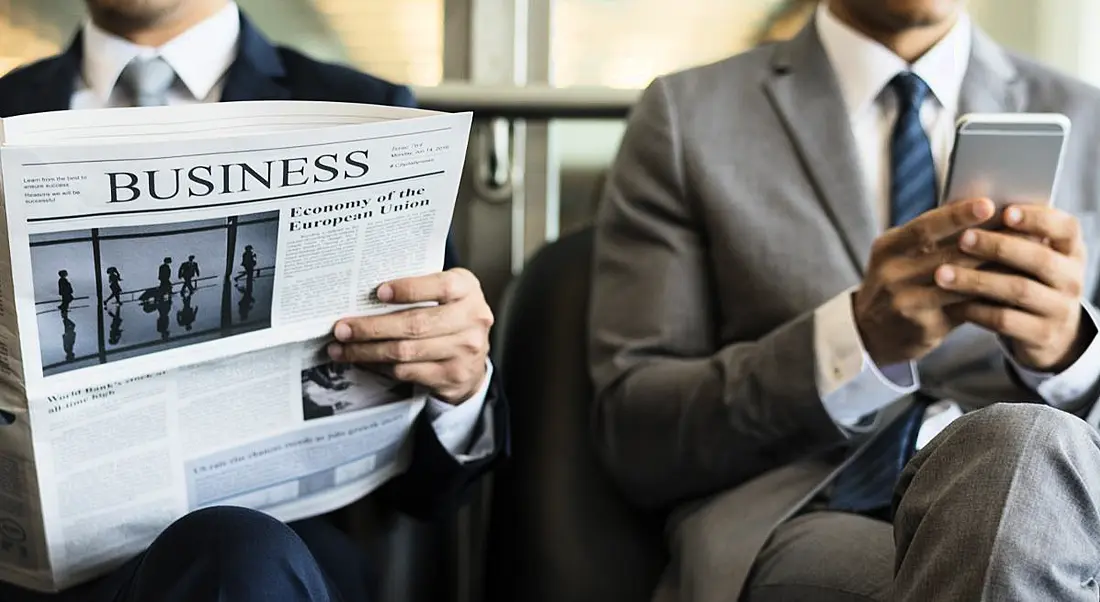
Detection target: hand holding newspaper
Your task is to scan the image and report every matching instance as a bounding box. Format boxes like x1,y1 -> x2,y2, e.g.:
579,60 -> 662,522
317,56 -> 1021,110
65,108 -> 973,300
0,101 -> 472,592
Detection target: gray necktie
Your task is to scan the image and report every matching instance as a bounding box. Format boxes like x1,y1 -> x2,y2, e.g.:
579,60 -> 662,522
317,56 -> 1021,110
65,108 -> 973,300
117,56 -> 176,107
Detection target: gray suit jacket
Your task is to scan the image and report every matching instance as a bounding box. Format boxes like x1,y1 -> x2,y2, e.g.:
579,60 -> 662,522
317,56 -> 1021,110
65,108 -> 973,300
588,21 -> 1100,602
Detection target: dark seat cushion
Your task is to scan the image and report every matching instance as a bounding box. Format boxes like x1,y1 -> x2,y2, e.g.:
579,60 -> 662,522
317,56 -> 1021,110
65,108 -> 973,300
486,227 -> 667,602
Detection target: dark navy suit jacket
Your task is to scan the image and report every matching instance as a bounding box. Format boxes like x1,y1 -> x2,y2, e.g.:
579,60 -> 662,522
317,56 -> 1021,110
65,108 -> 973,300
0,15 -> 506,520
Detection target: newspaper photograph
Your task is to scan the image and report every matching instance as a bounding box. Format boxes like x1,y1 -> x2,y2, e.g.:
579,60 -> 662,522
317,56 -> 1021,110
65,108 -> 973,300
32,211 -> 279,375
0,100 -> 472,592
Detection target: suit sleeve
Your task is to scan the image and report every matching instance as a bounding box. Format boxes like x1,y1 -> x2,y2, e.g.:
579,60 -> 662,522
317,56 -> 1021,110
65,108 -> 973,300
377,379 -> 506,519
588,78 -> 848,510
375,148 -> 509,518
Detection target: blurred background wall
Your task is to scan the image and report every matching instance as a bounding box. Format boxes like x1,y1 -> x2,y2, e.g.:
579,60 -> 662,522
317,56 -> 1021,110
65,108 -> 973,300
5,1 -> 1098,86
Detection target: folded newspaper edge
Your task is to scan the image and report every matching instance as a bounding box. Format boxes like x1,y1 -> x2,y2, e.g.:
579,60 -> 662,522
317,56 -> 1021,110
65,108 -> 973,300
0,101 -> 472,592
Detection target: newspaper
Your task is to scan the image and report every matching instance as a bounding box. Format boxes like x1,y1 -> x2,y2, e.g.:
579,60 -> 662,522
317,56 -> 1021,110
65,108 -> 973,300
0,100 -> 472,592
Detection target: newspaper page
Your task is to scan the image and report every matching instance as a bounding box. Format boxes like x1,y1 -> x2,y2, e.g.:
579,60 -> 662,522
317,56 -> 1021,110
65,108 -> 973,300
0,101 -> 472,592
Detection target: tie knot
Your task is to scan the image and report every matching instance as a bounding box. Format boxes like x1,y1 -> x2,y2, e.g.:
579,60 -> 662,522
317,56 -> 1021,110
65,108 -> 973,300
889,72 -> 931,113
117,56 -> 176,107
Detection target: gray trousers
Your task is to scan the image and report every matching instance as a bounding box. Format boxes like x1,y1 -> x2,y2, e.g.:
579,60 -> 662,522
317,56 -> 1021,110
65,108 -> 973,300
744,403 -> 1100,601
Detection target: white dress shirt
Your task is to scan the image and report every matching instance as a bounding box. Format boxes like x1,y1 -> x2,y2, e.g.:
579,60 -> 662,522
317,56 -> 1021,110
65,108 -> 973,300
72,2 -> 240,109
72,2 -> 494,461
812,3 -> 1100,436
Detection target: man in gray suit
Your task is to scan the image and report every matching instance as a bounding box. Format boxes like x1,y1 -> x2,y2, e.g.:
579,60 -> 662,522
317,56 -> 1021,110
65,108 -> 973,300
589,0 -> 1100,600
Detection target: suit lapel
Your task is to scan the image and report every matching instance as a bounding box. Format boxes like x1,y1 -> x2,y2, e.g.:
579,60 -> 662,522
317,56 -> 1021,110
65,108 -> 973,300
219,14 -> 291,102
764,23 -> 876,274
958,27 -> 1025,116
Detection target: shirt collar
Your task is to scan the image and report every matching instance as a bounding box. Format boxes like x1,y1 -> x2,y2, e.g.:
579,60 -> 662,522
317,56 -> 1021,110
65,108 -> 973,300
816,2 -> 972,117
81,1 -> 241,104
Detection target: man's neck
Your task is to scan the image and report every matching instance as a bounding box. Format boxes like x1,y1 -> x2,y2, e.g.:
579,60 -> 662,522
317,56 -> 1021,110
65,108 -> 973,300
89,0 -> 229,48
827,3 -> 960,63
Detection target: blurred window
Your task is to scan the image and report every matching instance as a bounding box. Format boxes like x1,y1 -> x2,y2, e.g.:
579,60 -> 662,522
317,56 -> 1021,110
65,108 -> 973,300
0,0 -> 444,85
307,0 -> 442,85
0,0 -> 80,75
552,0 -> 800,88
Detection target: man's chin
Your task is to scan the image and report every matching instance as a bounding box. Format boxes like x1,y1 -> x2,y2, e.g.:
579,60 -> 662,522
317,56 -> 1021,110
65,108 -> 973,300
843,0 -> 960,34
84,0 -> 185,30
881,11 -> 950,31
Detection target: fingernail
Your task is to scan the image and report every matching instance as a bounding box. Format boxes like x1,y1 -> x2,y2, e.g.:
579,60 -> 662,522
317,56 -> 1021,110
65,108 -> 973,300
974,199 -> 995,219
376,284 -> 394,303
1005,207 -> 1022,225
938,266 -> 956,284
327,343 -> 343,360
334,323 -> 352,341
960,230 -> 977,248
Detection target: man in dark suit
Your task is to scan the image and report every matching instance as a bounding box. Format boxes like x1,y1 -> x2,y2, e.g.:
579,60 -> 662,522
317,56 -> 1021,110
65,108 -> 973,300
0,1 -> 506,601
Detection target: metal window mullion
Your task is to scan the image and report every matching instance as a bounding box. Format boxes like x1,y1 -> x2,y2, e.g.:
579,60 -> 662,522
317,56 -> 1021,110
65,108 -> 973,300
440,4 -> 528,602
518,0 -> 559,267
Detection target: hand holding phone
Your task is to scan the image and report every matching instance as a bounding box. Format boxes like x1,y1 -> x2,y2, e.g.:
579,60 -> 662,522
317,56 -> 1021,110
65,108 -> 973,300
941,113 -> 1066,262
934,113 -> 1088,371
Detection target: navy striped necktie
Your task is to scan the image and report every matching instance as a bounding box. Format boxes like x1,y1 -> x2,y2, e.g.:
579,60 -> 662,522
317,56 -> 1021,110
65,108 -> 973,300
828,72 -> 938,517
886,73 -> 938,224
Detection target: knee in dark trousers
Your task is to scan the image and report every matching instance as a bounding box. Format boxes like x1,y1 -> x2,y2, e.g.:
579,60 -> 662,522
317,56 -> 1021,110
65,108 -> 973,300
124,506 -> 334,602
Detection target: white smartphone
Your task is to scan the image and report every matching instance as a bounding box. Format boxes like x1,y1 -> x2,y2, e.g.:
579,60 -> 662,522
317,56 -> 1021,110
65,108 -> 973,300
940,112 -> 1071,216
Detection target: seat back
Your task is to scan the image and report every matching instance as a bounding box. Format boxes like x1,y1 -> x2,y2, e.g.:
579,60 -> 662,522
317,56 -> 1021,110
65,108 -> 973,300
486,227 -> 667,602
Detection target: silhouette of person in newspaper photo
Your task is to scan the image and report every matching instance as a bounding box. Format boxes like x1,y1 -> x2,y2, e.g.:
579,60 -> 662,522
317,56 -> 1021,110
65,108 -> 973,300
57,270 -> 73,313
156,296 -> 172,340
238,287 -> 254,322
158,257 -> 173,298
234,245 -> 257,285
177,294 -> 197,331
107,306 -> 123,345
178,255 -> 200,294
103,266 -> 122,306
62,314 -> 75,361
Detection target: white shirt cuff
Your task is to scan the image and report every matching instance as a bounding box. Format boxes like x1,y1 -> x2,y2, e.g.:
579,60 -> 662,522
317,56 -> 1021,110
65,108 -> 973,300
1002,301 -> 1100,410
423,358 -> 495,462
814,288 -> 920,427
